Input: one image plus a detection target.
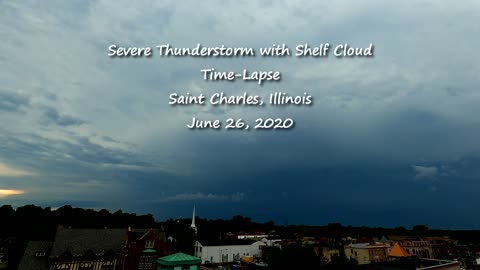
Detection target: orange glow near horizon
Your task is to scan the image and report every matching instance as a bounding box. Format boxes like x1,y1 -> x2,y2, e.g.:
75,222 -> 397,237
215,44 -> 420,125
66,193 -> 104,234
0,189 -> 25,198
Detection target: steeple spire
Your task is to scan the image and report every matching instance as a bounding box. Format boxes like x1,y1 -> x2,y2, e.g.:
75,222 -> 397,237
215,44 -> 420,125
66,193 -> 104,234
190,205 -> 197,235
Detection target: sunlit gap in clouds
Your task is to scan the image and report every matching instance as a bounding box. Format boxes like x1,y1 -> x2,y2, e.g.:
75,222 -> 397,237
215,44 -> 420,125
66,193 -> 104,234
0,189 -> 26,198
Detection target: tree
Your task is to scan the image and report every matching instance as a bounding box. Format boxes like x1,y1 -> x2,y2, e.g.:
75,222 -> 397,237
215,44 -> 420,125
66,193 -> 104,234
413,225 -> 429,235
393,226 -> 408,235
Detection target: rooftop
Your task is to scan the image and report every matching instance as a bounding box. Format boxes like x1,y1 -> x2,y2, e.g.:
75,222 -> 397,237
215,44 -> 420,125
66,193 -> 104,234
389,243 -> 410,257
17,241 -> 52,270
196,239 -> 260,247
359,258 -> 461,270
157,252 -> 201,266
50,227 -> 126,257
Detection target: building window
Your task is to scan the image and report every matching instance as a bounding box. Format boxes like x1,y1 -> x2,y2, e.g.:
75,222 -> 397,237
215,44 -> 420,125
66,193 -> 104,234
35,251 -> 46,257
145,240 -> 155,249
55,264 -> 71,270
79,262 -> 94,270
139,255 -> 155,270
101,261 -> 115,270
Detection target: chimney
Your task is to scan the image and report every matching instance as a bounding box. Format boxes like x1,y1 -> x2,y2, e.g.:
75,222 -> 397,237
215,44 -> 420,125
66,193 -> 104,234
126,226 -> 132,248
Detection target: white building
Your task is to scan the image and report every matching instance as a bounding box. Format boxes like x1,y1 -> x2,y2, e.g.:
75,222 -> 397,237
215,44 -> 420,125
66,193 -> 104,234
237,234 -> 269,240
260,238 -> 282,248
194,240 -> 266,264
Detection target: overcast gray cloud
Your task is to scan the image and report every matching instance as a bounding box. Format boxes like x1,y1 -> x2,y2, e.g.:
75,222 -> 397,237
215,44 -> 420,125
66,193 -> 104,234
1,0 -> 480,228
0,89 -> 30,112
42,107 -> 86,126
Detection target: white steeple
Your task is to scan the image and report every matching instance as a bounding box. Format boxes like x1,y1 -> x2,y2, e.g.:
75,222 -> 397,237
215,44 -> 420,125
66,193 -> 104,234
190,205 -> 197,235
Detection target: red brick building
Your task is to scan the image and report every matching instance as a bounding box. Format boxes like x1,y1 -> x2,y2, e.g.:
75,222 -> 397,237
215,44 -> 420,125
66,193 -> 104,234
117,227 -> 168,270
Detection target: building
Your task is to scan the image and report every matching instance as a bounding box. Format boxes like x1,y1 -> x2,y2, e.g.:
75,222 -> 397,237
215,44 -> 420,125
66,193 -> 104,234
157,252 -> 201,270
373,236 -> 390,245
49,227 -> 126,270
309,237 -> 341,262
16,226 -> 167,270
260,238 -> 282,249
0,254 -> 5,270
237,233 -> 269,240
117,227 -> 168,270
0,237 -> 14,270
312,246 -> 340,263
388,236 -> 434,259
345,243 -> 390,265
358,257 -> 462,270
402,239 -> 434,259
368,245 -> 390,263
389,243 -> 410,258
194,240 -> 266,264
17,241 -> 52,270
425,236 -> 450,259
345,243 -> 373,265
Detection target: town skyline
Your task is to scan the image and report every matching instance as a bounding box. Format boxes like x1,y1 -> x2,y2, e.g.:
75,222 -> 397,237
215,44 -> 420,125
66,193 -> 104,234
2,1 -> 480,230
0,203 -> 473,232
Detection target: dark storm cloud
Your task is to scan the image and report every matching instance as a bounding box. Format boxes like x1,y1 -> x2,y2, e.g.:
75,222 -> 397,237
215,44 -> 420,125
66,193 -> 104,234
1,0 -> 480,228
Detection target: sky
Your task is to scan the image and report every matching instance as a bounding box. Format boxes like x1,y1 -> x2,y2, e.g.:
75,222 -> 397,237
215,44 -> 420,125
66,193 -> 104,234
1,1 -> 480,229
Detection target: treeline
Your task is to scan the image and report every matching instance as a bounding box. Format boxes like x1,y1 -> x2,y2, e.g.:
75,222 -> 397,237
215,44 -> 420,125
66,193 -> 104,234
0,204 -> 155,239
4,204 -> 480,244
163,217 -> 480,246
3,204 -> 480,270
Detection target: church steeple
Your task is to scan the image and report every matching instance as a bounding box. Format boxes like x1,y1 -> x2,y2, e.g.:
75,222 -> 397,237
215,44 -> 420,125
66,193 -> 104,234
190,205 -> 197,235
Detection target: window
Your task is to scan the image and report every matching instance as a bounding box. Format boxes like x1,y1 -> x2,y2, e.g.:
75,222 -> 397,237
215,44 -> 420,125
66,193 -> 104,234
101,261 -> 115,270
55,264 -> 71,270
145,240 -> 155,249
35,251 -> 46,257
79,262 -> 94,270
139,255 -> 155,270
